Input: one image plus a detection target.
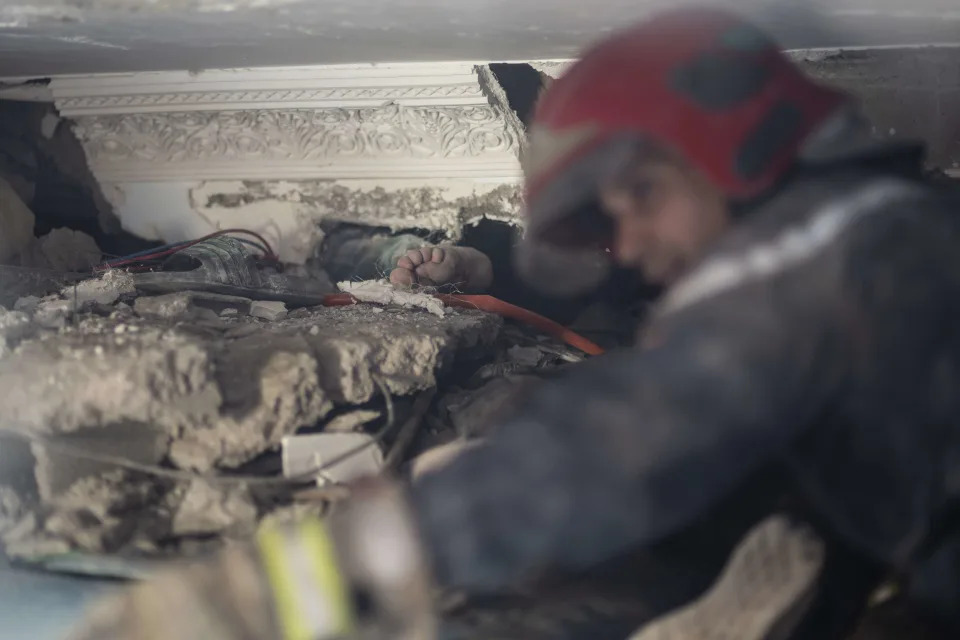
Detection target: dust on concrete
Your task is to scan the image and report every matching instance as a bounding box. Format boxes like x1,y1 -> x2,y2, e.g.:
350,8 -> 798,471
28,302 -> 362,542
61,269 -> 134,306
0,274 -> 502,557
338,279 -> 446,317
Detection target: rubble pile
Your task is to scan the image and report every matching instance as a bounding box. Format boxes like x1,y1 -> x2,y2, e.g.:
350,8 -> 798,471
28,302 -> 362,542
0,271 -> 518,562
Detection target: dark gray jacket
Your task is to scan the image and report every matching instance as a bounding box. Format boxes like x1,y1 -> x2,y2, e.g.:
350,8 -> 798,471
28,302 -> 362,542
412,166 -> 960,630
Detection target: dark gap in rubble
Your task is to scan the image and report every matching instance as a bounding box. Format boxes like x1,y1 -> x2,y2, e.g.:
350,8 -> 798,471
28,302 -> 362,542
489,63 -> 545,127
318,221 -> 447,283
0,99 -> 159,261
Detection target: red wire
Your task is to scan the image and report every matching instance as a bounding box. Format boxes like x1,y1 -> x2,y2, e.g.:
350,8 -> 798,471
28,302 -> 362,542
323,292 -> 605,356
96,229 -> 278,272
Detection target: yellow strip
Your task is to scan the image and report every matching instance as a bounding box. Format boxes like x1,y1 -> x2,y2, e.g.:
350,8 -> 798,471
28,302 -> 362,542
298,518 -> 356,634
257,526 -> 313,640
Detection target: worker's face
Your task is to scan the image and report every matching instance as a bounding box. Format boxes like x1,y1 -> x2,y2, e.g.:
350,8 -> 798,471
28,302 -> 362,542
598,156 -> 730,285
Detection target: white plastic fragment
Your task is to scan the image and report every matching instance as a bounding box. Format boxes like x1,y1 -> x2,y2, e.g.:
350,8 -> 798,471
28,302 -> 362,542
282,432 -> 383,485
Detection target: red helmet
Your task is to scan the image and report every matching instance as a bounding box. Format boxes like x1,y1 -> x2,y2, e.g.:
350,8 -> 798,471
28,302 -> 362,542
517,7 -> 849,296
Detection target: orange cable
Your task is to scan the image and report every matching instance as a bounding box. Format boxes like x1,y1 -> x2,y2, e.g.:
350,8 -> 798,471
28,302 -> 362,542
323,292 -> 605,356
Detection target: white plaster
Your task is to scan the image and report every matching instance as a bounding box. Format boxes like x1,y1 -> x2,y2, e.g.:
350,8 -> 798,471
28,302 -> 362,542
106,177 -> 521,264
103,181 -> 320,263
338,279 -> 446,317
55,63 -> 524,183
50,62 -> 524,260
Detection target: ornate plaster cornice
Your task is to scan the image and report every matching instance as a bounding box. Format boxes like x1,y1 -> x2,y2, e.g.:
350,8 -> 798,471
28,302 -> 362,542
50,63 -> 524,182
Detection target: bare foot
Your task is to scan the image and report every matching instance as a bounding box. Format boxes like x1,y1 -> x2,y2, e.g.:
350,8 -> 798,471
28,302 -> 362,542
389,246 -> 492,292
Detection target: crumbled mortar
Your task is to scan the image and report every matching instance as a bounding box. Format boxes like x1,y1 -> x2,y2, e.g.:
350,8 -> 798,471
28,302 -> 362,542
0,284 -> 501,556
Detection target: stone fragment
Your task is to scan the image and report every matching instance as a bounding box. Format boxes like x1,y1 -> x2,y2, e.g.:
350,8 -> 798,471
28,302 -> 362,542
249,300 -> 287,321
338,279 -> 445,317
0,307 -> 31,357
31,424 -> 169,501
0,176 -> 36,265
306,305 -> 500,404
21,228 -> 101,272
133,292 -> 192,319
282,432 -> 383,485
13,295 -> 40,314
171,479 -> 257,537
135,291 -> 252,320
34,296 -> 72,328
61,270 -> 135,307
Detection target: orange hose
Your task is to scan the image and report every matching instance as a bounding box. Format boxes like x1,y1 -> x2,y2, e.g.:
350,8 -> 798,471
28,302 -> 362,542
322,293 -> 605,356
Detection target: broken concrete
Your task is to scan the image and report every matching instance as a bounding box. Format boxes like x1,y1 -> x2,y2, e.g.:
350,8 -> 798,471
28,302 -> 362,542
33,295 -> 74,329
31,423 -> 169,501
249,300 -> 287,321
13,295 -> 40,314
0,307 -> 32,358
170,479 -> 257,538
0,176 -> 36,265
61,269 -> 135,307
19,228 -> 102,272
0,265 -> 503,558
0,281 -> 499,526
134,290 -> 252,320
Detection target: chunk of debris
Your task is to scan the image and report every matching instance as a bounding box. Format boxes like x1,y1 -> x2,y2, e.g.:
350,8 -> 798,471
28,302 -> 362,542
62,270 -> 135,307
282,432 -> 384,485
0,307 -> 31,357
34,296 -> 72,328
338,279 -> 445,317
22,228 -> 102,272
134,291 -> 252,320
249,300 -> 287,321
171,479 -> 257,537
0,176 -> 36,265
31,424 -> 169,501
13,295 -> 40,314
0,298 -> 500,557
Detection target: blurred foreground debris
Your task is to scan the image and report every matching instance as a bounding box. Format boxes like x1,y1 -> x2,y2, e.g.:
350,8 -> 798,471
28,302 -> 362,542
0,267 -> 582,567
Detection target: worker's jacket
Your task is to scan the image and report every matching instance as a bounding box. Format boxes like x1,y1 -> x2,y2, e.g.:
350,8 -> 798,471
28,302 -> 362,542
412,165 -> 960,623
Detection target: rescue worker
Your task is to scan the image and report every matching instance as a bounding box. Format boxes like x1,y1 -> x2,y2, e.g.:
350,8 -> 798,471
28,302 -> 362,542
72,7 -> 960,640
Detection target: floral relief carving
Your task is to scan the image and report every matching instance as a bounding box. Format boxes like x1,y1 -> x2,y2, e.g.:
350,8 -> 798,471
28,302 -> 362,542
72,105 -> 522,167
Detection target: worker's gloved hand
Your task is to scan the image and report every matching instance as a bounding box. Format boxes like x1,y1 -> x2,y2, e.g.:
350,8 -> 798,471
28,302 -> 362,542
69,480 -> 436,640
389,246 -> 493,293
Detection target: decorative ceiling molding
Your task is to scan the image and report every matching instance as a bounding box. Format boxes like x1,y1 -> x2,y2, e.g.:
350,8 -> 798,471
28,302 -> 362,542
50,63 -> 489,115
52,63 -> 524,182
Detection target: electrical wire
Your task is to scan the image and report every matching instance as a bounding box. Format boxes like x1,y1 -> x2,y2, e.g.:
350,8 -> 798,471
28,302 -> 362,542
323,292 -> 606,356
96,229 -> 278,272
0,376 -> 396,488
